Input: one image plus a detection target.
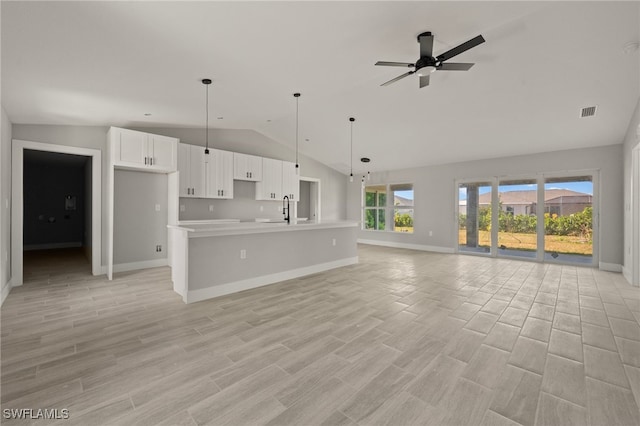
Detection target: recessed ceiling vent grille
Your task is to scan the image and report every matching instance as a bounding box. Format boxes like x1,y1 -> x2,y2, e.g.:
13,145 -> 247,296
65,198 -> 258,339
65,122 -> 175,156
580,105 -> 597,118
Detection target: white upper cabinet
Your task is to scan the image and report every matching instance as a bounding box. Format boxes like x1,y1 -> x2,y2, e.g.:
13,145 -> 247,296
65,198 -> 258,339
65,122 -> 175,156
233,153 -> 263,181
205,149 -> 234,199
178,143 -> 233,199
282,161 -> 299,201
178,143 -> 205,198
109,127 -> 177,173
256,158 -> 283,200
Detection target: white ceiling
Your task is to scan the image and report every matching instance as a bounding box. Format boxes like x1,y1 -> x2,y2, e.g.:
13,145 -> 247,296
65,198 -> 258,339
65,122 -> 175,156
2,1 -> 639,174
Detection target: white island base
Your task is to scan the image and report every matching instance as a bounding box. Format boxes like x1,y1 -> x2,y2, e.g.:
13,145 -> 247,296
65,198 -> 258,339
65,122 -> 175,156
168,221 -> 359,303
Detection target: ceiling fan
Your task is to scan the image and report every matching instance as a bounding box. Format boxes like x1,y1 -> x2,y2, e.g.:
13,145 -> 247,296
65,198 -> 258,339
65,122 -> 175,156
376,32 -> 485,88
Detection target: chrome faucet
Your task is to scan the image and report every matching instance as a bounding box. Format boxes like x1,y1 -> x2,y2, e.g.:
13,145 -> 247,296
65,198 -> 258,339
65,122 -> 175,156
283,196 -> 290,224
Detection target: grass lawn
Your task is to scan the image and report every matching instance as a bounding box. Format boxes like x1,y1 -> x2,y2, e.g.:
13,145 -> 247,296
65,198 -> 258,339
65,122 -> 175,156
459,230 -> 592,255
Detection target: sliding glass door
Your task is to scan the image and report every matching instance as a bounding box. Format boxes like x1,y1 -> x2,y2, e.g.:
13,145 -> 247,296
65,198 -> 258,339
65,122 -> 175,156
497,179 -> 538,259
543,176 -> 593,264
456,173 -> 596,266
458,182 -> 492,254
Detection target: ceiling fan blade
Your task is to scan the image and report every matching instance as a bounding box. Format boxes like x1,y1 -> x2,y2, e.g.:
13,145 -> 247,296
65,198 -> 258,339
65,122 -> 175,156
375,61 -> 414,68
438,62 -> 475,71
419,33 -> 434,57
436,35 -> 485,62
419,75 -> 430,88
381,71 -> 414,86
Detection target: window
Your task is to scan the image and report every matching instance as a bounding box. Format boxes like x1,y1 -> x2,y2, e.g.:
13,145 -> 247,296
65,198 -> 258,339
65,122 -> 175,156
364,185 -> 386,231
391,184 -> 414,233
364,183 -> 414,233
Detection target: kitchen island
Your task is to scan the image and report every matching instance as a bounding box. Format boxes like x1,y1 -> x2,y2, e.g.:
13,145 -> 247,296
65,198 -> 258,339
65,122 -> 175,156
168,220 -> 359,303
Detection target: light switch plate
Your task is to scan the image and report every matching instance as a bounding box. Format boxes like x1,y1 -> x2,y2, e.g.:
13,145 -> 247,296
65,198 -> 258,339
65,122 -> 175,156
155,204 -> 161,212
209,205 -> 214,212
180,205 -> 186,212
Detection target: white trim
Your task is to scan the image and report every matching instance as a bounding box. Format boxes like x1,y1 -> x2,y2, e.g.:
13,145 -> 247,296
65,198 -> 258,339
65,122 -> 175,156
631,143 -> 640,286
12,140 -> 102,286
623,266 -> 632,284
599,262 -> 623,273
299,176 -> 321,223
101,258 -> 168,275
24,242 -> 82,251
357,238 -> 455,254
1,278 -> 11,305
186,256 -> 358,304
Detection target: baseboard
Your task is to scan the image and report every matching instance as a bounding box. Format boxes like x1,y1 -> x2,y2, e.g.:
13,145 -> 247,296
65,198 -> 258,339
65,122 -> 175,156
357,239 -> 455,254
599,262 -> 623,273
24,242 -> 82,251
1,279 -> 12,306
186,256 -> 359,304
101,258 -> 168,275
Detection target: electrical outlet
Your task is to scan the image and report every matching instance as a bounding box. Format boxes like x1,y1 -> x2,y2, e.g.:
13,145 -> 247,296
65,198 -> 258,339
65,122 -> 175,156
156,245 -> 162,252
260,205 -> 264,212
155,204 -> 161,212
240,249 -> 246,259
332,238 -> 336,246
180,205 -> 186,212
277,206 -> 282,212
429,230 -> 433,237
209,205 -> 214,212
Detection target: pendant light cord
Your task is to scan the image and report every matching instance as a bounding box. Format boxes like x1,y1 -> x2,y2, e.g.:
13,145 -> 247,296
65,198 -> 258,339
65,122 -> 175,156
349,117 -> 355,177
294,93 -> 300,169
205,83 -> 209,152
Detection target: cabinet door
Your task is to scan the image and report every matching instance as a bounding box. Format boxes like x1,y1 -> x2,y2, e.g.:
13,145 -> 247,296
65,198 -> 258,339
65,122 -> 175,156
234,153 -> 263,181
233,153 -> 249,180
218,150 -> 234,199
248,155 -> 263,181
190,146 -> 206,198
282,161 -> 299,201
256,157 -> 282,200
117,128 -> 148,167
177,143 -> 191,197
149,134 -> 177,171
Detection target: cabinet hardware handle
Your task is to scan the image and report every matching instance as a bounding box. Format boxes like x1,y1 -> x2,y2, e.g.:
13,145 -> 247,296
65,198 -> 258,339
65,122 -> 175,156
150,157 -> 153,166
145,157 -> 147,165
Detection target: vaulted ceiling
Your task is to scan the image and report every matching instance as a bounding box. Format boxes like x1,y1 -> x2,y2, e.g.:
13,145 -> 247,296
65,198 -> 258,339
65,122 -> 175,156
2,1 -> 639,174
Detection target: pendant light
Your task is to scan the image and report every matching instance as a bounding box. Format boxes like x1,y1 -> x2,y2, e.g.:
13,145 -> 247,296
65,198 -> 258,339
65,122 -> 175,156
202,79 -> 212,155
349,117 -> 355,182
293,93 -> 301,174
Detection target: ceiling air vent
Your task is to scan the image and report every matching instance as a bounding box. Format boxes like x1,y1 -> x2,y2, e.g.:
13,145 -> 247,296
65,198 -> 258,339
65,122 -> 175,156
580,105 -> 597,118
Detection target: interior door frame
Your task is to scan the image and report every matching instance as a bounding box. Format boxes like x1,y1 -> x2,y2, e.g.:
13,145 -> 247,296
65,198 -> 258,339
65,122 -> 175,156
299,176 -> 321,222
11,139 -> 102,286
632,141 -> 640,286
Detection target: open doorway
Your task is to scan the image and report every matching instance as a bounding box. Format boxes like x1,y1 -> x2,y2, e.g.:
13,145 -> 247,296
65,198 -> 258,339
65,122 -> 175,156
298,176 -> 321,222
11,140 -> 101,287
22,150 -> 92,281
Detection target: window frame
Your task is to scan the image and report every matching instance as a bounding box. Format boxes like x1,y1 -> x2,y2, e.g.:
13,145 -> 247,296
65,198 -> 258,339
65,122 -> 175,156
362,182 -> 414,234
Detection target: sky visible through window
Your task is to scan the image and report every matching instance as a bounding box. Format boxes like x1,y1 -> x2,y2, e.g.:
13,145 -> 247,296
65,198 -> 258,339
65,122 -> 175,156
394,190 -> 414,200
459,182 -> 593,200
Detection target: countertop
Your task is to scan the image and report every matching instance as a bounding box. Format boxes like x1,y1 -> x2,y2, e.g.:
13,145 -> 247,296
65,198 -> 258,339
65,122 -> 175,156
168,220 -> 359,238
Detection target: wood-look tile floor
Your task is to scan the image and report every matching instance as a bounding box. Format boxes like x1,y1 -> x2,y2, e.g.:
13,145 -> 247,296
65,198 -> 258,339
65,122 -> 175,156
2,245 -> 640,426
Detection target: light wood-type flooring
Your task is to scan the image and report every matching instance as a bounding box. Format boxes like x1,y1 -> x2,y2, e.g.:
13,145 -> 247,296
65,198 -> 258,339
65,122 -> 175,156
2,245 -> 640,426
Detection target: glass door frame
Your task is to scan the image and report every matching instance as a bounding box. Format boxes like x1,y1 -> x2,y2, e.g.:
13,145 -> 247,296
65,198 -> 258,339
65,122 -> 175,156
454,169 -> 599,266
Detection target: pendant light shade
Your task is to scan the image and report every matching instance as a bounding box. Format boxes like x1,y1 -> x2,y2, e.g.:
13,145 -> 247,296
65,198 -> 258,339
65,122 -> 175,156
349,117 -> 355,183
202,79 -> 212,155
294,93 -> 301,175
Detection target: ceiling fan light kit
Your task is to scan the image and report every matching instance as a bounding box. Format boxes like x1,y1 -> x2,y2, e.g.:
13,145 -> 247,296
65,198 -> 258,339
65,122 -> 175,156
376,31 -> 485,88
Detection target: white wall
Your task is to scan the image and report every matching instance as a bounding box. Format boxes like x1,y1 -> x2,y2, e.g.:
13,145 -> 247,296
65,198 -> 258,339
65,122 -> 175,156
349,144 -> 624,267
623,97 -> 640,283
1,108 -> 12,304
